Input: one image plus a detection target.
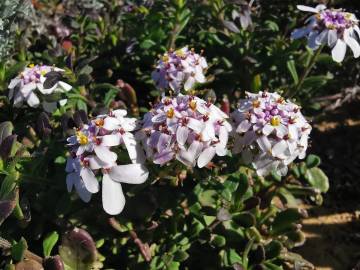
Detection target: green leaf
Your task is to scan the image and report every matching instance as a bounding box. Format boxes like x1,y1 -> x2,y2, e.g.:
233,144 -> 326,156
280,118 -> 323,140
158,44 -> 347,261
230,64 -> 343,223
271,208 -> 305,235
5,62 -> 27,82
0,188 -> 17,225
104,88 -> 118,107
287,60 -> 298,84
0,174 -> 17,199
198,190 -> 217,207
140,39 -> 156,49
251,74 -> 262,91
76,100 -> 88,113
173,250 -> 189,262
302,75 -> 330,91
233,212 -> 256,228
227,249 -> 242,265
305,167 -> 329,193
306,154 -> 321,168
211,235 -> 226,247
167,261 -> 180,270
59,228 -> 97,270
0,121 -> 13,144
265,240 -> 282,259
43,231 -> 59,257
11,237 -> 28,262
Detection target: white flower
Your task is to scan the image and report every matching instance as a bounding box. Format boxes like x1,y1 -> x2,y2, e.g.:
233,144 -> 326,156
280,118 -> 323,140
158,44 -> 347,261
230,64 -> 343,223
65,110 -> 149,215
291,4 -> 360,62
231,91 -> 312,176
8,64 -> 73,112
151,47 -> 208,94
137,95 -> 232,168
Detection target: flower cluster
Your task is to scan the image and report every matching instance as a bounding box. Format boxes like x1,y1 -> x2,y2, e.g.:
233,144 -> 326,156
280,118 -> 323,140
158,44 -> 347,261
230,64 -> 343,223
137,95 -> 232,168
66,110 -> 149,215
292,5 -> 360,62
151,47 -> 208,94
8,64 -> 73,112
232,91 -> 311,176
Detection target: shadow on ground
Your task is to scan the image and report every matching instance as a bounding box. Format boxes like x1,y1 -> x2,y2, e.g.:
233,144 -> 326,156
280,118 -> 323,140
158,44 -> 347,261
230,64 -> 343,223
296,101 -> 360,270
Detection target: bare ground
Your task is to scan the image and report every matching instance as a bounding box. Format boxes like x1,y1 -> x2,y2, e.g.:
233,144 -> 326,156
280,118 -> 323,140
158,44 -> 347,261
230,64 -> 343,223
296,101 -> 360,270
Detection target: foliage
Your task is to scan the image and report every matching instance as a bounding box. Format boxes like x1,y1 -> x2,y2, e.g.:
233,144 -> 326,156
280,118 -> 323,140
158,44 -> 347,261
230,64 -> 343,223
1,0 -> 351,269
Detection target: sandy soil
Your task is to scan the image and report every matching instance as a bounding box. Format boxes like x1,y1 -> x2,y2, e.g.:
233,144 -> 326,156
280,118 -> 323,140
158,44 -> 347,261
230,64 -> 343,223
296,101 -> 360,270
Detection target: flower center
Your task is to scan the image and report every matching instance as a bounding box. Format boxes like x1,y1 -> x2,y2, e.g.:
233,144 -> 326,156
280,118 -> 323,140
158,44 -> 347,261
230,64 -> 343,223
252,100 -> 260,108
76,131 -> 89,145
319,10 -> 355,29
95,118 -> 104,127
166,107 -> 175,118
189,100 -> 197,111
270,116 -> 281,126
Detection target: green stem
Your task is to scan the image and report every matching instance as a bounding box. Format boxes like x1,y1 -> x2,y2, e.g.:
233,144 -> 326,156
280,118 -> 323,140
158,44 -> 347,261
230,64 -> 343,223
286,46 -> 324,99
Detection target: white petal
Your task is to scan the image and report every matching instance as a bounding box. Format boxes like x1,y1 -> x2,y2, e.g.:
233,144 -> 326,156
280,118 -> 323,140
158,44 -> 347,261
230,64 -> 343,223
80,167 -> 100,193
37,83 -> 56,95
344,30 -> 360,58
74,176 -> 92,202
308,31 -> 320,50
296,5 -> 319,13
66,173 -> 76,192
113,109 -> 127,117
13,91 -> 24,107
315,4 -> 326,11
184,76 -> 195,91
215,144 -> 227,156
291,28 -> 310,39
197,147 -> 216,168
332,39 -> 347,63
109,164 -> 149,184
26,92 -> 40,107
58,81 -> 72,92
275,125 -> 288,138
21,82 -> 37,96
327,30 -> 338,47
219,126 -> 229,146
272,140 -> 288,158
256,136 -> 271,152
94,145 -> 117,163
176,126 -> 189,145
88,155 -> 112,170
101,134 -> 121,147
236,120 -> 252,133
315,30 -> 328,45
123,133 -> 145,163
8,78 -> 21,89
194,66 -> 206,83
103,117 -> 121,130
202,121 -> 215,141
59,99 -> 68,106
262,124 -> 274,136
187,118 -> 204,133
102,174 -> 125,215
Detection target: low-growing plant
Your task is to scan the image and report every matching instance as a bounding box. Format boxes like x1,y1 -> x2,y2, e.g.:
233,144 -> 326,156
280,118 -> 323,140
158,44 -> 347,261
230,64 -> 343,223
1,0 -> 356,269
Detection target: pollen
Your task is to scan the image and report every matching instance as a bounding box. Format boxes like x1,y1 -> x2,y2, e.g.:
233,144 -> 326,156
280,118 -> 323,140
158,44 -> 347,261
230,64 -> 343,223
252,100 -> 260,108
28,63 -> 35,68
166,107 -> 175,118
162,55 -> 169,62
40,70 -> 47,76
277,97 -> 285,104
189,100 -> 197,111
270,116 -> 281,126
95,118 -> 104,127
76,131 -> 89,145
175,49 -> 185,57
